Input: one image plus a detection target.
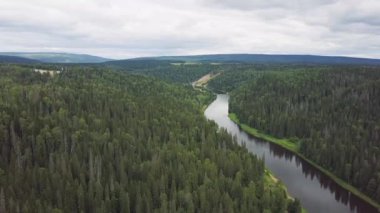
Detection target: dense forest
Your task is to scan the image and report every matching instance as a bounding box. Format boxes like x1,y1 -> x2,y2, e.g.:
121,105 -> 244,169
207,64 -> 325,92
0,64 -> 301,212
220,66 -> 380,203
105,60 -> 220,84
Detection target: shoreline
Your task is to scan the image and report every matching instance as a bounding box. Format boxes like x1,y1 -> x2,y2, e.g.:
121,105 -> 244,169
228,112 -> 380,211
202,95 -> 306,212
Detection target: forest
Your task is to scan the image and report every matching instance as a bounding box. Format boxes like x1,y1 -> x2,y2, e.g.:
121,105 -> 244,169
0,64 -> 301,212
211,65 -> 380,203
104,60 -> 221,84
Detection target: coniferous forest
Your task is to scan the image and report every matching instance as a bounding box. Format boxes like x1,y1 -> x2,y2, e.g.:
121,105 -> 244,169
2,0 -> 380,210
210,65 -> 380,204
0,64 -> 300,213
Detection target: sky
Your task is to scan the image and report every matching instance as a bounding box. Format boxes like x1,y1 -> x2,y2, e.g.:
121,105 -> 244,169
0,0 -> 379,59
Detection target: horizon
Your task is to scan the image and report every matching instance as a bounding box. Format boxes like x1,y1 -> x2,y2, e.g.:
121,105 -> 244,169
1,0 -> 380,59
2,52 -> 380,61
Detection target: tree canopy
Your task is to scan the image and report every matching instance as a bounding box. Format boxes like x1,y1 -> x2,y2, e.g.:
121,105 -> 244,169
0,64 -> 300,212
218,65 -> 380,203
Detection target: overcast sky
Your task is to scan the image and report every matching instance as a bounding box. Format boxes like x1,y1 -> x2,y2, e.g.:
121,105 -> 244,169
0,0 -> 379,59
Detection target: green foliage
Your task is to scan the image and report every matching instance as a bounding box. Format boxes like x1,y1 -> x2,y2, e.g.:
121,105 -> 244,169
207,64 -> 320,93
0,65 -> 297,212
228,66 -> 380,203
288,198 -> 302,213
107,60 -> 225,84
229,113 -> 299,152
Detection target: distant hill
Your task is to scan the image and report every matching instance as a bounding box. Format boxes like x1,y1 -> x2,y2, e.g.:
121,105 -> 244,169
0,52 -> 112,63
3,53 -> 379,65
138,54 -> 380,65
0,55 -> 41,64
104,59 -> 182,70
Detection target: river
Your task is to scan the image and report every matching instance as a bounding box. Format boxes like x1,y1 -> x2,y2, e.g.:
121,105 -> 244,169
204,94 -> 379,213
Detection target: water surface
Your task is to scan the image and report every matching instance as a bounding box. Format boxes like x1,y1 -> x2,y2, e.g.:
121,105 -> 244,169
204,94 -> 379,213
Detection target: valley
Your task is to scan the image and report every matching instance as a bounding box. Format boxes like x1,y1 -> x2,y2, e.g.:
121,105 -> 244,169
0,57 -> 379,213
2,0 -> 380,212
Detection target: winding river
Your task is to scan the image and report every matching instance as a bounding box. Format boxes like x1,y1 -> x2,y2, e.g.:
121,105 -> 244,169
204,94 -> 379,213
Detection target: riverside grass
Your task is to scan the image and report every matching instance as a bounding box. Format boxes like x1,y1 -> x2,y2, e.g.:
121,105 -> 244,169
228,113 -> 380,211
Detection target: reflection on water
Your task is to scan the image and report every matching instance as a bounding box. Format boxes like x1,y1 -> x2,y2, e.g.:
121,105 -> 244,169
204,94 -> 379,213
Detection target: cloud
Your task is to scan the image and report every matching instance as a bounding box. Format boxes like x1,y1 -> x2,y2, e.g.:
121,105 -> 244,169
203,0 -> 337,11
0,0 -> 379,59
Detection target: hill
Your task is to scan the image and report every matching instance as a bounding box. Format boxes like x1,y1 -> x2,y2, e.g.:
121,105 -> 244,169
0,65 -> 301,212
0,52 -> 112,63
103,59 -> 230,84
0,55 -> 41,64
104,59 -> 178,69
208,64 -> 380,205
138,54 -> 380,65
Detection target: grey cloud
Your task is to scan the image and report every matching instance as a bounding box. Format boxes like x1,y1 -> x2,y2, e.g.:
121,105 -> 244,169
0,0 -> 379,58
340,14 -> 380,27
203,0 -> 337,11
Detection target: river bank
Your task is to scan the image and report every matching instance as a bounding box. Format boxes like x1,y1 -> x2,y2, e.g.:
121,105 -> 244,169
228,112 -> 380,211
196,81 -> 301,211
205,94 -> 379,212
